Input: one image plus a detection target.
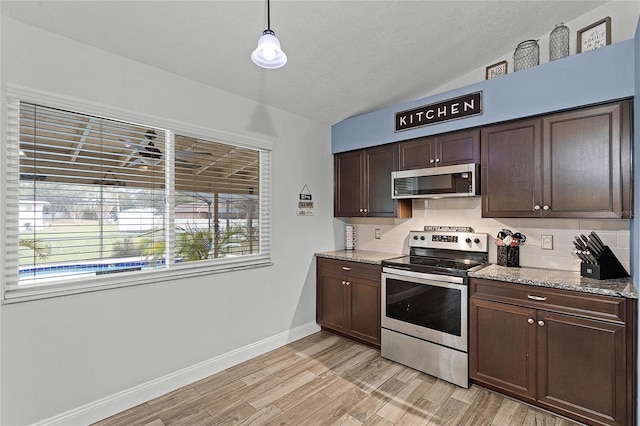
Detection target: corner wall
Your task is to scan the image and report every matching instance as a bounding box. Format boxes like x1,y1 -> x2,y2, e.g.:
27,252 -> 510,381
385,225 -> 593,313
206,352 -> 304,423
0,17 -> 336,425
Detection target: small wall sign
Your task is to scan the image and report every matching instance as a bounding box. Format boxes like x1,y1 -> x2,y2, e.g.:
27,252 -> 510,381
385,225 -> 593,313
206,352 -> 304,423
577,17 -> 611,53
395,91 -> 482,132
297,184 -> 314,216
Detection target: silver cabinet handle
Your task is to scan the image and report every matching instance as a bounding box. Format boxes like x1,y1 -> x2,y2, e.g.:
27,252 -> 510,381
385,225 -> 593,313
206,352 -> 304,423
534,205 -> 541,211
341,281 -> 346,285
345,281 -> 350,286
359,208 -> 364,212
538,320 -> 545,326
543,205 -> 550,211
429,159 -> 435,164
342,266 -> 351,271
435,158 -> 440,163
528,318 -> 534,324
363,208 -> 368,213
528,294 -> 547,301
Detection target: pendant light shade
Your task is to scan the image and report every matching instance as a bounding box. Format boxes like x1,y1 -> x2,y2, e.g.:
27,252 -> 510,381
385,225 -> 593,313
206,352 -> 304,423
251,0 -> 287,69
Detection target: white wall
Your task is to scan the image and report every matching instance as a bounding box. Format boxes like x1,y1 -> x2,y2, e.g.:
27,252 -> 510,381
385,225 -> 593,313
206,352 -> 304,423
1,17 -> 339,425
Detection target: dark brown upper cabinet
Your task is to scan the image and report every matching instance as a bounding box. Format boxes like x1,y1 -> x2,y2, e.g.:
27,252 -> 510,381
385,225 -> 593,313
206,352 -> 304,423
334,144 -> 411,218
481,101 -> 632,219
399,129 -> 480,170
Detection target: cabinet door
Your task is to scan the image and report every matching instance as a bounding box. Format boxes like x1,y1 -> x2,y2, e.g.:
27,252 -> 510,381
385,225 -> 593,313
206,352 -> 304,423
436,129 -> 480,167
481,119 -> 542,217
317,271 -> 347,332
542,103 -> 624,218
334,150 -> 364,217
365,144 -> 403,217
347,276 -> 381,346
470,298 -> 537,401
398,137 -> 436,170
537,311 -> 627,425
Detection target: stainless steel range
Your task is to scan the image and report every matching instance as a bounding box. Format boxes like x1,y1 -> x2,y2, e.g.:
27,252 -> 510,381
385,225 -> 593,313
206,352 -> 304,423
381,226 -> 488,388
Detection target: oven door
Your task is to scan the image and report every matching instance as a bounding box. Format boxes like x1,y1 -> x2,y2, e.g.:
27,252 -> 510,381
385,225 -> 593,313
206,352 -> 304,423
381,268 -> 468,352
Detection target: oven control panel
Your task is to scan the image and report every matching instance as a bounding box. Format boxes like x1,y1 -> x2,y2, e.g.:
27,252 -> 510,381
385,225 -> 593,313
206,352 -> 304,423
409,231 -> 488,252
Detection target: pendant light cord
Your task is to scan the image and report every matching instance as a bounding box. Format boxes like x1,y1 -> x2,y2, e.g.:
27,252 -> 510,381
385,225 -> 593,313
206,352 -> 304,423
267,0 -> 271,30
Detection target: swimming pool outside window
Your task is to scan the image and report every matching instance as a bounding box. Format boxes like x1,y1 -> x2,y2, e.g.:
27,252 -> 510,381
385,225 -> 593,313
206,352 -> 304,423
4,91 -> 272,301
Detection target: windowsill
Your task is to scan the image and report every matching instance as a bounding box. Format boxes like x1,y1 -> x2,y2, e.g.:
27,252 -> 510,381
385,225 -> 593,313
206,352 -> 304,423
3,257 -> 273,304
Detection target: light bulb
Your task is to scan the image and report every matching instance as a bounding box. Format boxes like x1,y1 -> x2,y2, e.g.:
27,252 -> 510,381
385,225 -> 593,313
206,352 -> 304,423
262,48 -> 276,61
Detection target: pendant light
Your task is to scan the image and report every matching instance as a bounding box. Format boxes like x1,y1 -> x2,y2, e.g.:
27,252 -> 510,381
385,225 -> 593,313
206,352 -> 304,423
251,0 -> 287,69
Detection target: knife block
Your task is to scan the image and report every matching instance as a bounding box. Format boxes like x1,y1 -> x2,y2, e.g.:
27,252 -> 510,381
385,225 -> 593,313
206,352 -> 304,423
580,246 -> 629,280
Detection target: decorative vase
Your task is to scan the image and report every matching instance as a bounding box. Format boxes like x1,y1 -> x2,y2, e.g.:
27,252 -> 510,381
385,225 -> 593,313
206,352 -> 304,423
549,23 -> 570,61
513,40 -> 540,71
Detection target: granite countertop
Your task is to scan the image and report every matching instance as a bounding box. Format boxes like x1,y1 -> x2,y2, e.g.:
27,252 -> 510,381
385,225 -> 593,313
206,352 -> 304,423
470,264 -> 638,299
315,250 -> 404,265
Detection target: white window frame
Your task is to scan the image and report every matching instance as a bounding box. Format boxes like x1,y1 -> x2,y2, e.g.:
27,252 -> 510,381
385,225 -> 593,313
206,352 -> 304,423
2,85 -> 273,303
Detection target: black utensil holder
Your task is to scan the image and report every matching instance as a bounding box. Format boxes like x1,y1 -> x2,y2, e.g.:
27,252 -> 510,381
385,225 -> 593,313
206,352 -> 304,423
497,246 -> 519,267
580,246 -> 629,280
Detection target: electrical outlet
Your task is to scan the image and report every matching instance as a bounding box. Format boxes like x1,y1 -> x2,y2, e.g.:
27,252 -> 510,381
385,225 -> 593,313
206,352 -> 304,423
375,229 -> 381,239
541,235 -> 553,250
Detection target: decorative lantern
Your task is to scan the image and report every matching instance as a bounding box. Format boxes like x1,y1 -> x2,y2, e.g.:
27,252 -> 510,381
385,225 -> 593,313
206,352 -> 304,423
549,23 -> 570,61
513,40 -> 540,71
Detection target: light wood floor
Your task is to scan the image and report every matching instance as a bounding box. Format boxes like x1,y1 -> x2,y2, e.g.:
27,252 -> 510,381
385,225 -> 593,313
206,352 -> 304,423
93,331 -> 584,426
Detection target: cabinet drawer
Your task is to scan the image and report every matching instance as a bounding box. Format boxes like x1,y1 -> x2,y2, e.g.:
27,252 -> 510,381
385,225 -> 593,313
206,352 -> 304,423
470,278 -> 626,323
318,258 -> 382,281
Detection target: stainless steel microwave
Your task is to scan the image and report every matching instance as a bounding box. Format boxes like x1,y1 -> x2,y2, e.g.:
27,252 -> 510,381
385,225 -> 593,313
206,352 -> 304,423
391,163 -> 480,199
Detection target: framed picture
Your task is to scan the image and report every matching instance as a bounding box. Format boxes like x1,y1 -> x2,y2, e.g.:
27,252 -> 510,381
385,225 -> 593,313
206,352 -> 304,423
486,61 -> 508,80
577,17 -> 611,53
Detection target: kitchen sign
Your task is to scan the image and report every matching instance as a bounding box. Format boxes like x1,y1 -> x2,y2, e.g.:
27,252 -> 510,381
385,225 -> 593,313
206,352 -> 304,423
395,91 -> 482,132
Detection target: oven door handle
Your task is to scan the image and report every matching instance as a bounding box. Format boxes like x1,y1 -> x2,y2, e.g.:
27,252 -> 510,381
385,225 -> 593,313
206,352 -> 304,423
383,265 -> 413,271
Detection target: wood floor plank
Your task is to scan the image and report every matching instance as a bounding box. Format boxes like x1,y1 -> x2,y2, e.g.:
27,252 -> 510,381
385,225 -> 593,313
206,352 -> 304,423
362,414 -> 395,426
235,404 -> 283,426
267,390 -> 335,425
273,371 -> 340,412
425,396 -> 470,425
208,401 -> 257,426
95,331 -> 588,426
456,387 -> 504,426
376,378 -> 433,423
248,370 -> 317,410
348,377 -> 409,423
394,397 -> 440,426
491,398 -> 530,426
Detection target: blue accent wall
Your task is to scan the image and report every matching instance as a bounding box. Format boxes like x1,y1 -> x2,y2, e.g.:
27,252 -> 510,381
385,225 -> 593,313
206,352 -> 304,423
332,39 -> 635,154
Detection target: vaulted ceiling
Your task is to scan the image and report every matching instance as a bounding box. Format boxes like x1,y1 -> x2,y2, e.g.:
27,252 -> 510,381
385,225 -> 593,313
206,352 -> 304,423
1,1 -> 609,125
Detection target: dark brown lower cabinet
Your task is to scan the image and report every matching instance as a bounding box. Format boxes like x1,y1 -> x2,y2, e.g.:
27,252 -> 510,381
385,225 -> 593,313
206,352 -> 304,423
470,278 -> 636,426
316,257 -> 381,347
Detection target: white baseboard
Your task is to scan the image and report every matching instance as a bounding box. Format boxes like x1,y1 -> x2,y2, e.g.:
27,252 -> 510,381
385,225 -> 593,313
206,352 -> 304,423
33,322 -> 321,426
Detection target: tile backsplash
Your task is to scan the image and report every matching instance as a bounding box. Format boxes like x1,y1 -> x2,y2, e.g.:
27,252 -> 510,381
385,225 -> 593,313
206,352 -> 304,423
346,198 -> 630,273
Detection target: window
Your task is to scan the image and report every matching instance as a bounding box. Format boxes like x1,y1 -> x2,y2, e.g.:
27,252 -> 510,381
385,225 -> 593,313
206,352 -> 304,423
4,92 -> 271,301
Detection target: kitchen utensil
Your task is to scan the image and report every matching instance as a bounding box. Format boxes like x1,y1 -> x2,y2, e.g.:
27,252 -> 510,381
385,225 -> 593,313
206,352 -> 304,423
583,250 -> 598,264
574,236 -> 588,250
586,239 -> 602,258
513,232 -> 526,244
575,250 -> 591,263
589,231 -> 605,253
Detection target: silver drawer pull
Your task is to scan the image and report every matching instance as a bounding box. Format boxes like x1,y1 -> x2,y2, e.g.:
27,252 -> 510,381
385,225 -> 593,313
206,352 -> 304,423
342,266 -> 351,271
527,294 -> 547,301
